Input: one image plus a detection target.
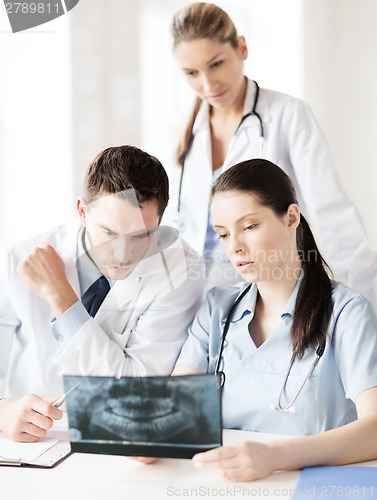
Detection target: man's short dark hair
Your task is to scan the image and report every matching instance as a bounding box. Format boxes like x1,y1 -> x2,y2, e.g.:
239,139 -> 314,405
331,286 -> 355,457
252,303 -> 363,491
83,145 -> 169,217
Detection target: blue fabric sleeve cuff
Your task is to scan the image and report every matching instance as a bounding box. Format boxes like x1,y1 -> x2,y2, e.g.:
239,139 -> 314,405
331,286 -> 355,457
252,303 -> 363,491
51,300 -> 90,348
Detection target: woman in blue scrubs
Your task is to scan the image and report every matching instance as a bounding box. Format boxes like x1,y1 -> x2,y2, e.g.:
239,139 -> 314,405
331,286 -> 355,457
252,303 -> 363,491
173,158 -> 377,481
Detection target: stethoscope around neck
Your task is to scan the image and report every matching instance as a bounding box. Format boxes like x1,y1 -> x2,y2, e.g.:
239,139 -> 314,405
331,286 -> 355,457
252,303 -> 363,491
175,80 -> 264,233
213,284 -> 327,413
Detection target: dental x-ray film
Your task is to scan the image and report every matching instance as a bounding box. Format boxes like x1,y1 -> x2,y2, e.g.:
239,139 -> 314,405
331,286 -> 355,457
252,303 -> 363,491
63,374 -> 222,458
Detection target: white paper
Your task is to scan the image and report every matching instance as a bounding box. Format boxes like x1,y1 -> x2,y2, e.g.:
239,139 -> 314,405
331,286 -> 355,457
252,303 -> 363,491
0,432 -> 59,462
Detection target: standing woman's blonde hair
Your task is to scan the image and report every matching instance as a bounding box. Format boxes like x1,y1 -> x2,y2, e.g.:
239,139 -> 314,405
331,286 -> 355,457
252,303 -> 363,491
170,2 -> 239,166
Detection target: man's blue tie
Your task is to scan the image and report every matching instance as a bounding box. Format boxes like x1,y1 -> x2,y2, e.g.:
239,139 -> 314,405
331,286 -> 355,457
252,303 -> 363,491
82,276 -> 110,317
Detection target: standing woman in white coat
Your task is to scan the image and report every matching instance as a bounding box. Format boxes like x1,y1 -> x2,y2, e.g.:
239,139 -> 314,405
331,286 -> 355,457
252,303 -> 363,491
166,1 -> 377,306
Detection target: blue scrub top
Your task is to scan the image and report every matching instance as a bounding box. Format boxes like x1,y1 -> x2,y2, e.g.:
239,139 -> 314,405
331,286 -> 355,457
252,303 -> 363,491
176,276 -> 377,436
203,167 -> 227,261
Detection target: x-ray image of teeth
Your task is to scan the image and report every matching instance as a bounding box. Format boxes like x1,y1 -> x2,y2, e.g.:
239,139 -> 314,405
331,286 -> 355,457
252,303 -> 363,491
64,375 -> 221,449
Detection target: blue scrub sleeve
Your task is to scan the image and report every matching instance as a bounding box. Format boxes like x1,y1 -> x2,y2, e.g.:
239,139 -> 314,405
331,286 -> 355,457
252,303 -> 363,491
333,295 -> 377,402
51,300 -> 91,347
175,290 -> 214,374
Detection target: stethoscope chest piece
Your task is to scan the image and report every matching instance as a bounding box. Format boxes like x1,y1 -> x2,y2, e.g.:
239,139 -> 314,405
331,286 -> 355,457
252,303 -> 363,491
270,341 -> 325,413
213,283 -> 326,413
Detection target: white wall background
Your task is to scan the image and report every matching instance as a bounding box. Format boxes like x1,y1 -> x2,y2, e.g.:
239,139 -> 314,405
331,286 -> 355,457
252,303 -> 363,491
303,0 -> 377,249
0,11 -> 73,246
0,0 -> 376,250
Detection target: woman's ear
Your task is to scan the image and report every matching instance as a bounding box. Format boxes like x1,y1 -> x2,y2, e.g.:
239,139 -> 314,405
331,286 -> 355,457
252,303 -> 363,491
237,36 -> 248,61
287,203 -> 300,231
76,197 -> 87,226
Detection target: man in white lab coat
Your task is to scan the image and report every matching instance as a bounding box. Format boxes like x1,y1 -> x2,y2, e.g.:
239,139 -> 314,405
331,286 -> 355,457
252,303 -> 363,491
0,145 -> 204,442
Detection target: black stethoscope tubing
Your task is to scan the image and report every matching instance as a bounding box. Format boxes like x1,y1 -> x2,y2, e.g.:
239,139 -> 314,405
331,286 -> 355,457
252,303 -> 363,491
177,80 -> 264,216
214,283 -> 326,403
214,283 -> 252,384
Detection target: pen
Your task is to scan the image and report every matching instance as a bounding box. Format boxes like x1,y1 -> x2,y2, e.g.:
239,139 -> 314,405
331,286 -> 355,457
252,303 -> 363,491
52,383 -> 79,407
0,458 -> 24,466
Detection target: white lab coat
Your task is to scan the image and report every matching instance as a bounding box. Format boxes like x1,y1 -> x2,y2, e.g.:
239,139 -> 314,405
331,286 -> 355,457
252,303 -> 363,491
163,78 -> 377,308
0,220 -> 204,399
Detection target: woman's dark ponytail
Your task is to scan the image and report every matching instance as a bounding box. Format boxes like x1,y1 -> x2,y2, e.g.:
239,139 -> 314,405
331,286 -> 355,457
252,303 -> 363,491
211,159 -> 334,359
292,215 -> 333,359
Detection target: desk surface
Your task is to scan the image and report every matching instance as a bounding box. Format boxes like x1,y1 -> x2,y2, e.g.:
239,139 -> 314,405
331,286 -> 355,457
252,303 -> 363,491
2,418 -> 377,500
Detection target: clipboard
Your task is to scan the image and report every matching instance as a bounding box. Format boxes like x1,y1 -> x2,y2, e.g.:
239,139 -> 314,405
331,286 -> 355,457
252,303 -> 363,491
0,428 -> 71,468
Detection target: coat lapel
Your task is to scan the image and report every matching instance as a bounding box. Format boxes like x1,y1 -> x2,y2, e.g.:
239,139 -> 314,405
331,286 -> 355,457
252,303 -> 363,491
93,230 -> 186,326
58,219 -> 82,298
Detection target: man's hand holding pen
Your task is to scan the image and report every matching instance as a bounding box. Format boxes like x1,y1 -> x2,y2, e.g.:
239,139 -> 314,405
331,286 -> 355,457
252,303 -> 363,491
0,394 -> 63,442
